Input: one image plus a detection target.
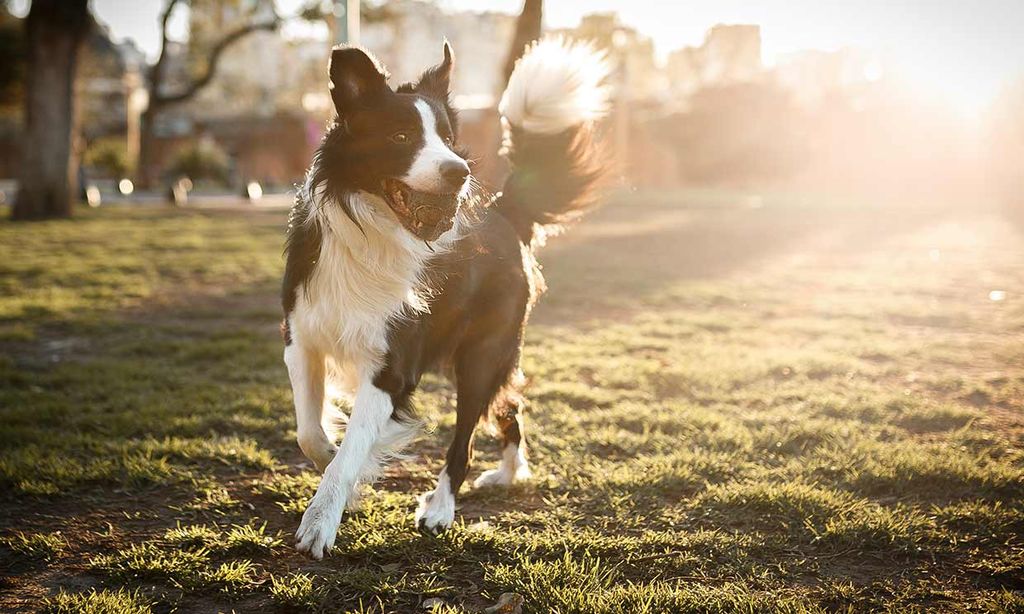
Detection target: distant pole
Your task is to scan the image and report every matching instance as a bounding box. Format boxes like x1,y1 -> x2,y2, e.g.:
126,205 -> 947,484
333,0 -> 359,45
124,69 -> 143,174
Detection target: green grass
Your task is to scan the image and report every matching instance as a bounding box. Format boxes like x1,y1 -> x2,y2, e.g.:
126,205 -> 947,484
2,198 -> 1023,612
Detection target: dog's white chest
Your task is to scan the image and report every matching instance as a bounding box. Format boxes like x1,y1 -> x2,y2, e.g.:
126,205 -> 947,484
289,206 -> 433,385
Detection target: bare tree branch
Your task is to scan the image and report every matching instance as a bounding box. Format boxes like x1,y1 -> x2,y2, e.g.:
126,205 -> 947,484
149,0 -> 183,101
147,0 -> 280,109
153,17 -> 279,106
136,0 -> 282,187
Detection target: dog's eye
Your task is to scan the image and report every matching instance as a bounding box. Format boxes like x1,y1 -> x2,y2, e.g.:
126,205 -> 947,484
391,132 -> 410,144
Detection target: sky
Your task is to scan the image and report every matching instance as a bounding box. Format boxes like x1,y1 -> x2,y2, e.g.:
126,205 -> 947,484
13,0 -> 1022,116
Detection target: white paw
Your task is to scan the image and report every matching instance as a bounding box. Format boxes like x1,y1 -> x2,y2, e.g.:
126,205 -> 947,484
295,489 -> 344,559
474,451 -> 532,489
416,470 -> 459,534
474,467 -> 513,488
415,489 -> 456,534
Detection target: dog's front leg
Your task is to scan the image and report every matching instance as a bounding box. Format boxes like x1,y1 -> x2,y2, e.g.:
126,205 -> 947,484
295,379 -> 392,559
284,343 -> 337,472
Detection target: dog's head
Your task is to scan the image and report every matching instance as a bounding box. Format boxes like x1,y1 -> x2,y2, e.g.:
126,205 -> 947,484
317,41 -> 470,242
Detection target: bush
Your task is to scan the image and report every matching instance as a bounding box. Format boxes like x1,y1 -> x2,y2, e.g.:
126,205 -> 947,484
167,139 -> 230,186
84,137 -> 129,178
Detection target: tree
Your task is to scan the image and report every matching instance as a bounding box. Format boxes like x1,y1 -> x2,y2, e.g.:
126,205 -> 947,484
502,0 -> 542,86
0,2 -> 26,114
136,0 -> 279,188
12,0 -> 91,220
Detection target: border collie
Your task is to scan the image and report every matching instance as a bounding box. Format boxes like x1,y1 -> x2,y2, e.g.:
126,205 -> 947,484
281,37 -> 610,559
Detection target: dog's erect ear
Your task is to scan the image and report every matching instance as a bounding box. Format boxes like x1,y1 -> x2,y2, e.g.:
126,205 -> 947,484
329,46 -> 389,117
415,41 -> 454,100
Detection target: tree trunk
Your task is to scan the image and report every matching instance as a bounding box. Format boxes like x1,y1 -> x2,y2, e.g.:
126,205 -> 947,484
12,0 -> 90,221
136,105 -> 160,190
502,0 -> 543,86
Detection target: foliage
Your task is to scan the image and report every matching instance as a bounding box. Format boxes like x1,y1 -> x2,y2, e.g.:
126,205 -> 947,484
1,530 -> 67,560
166,139 -> 231,185
42,588 -> 153,614
84,137 -> 130,178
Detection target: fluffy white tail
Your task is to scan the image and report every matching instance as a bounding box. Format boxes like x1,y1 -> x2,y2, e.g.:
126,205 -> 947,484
495,37 -> 612,243
499,37 -> 611,135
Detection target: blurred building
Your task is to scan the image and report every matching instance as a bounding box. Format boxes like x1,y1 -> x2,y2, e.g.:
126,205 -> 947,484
666,24 -> 762,97
360,0 -> 516,108
554,13 -> 664,102
772,48 -> 881,108
79,22 -> 145,141
358,0 -> 518,187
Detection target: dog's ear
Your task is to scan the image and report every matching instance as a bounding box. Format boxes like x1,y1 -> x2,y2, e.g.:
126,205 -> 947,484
415,40 -> 454,100
329,46 -> 389,117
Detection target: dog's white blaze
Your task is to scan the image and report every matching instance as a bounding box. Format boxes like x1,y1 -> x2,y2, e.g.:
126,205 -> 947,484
401,99 -> 466,193
415,468 -> 456,531
500,37 -> 611,134
474,442 -> 532,488
295,380 -> 394,559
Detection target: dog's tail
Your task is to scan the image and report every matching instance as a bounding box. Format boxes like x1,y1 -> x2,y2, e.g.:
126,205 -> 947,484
495,37 -> 612,245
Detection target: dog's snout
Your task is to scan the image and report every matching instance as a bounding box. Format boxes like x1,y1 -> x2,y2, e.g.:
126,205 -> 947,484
440,160 -> 470,190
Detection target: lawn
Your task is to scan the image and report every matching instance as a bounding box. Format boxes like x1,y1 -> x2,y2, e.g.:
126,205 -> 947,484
1,195 -> 1022,613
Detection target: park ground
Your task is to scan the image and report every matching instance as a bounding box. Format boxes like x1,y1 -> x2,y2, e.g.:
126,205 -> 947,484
0,192 -> 1022,613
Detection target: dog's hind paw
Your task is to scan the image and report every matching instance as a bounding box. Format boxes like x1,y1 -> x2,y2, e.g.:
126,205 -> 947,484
473,447 -> 532,488
415,489 -> 455,535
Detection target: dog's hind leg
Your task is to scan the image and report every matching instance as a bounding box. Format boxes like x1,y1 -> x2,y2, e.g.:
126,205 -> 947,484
416,337 -> 520,534
474,372 -> 532,488
284,343 -> 336,473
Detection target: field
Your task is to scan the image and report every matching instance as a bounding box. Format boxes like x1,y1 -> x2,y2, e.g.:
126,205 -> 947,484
1,194 -> 1022,613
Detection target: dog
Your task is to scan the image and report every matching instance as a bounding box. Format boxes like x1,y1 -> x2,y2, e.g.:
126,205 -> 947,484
281,37 -> 610,559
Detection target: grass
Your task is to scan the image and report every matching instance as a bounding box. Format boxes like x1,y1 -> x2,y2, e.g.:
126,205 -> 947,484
1,196 -> 1023,612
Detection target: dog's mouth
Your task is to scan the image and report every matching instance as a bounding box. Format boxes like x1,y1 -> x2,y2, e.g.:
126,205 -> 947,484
381,178 -> 460,242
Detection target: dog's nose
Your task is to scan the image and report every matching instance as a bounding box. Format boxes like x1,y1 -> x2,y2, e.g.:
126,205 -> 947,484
440,160 -> 469,190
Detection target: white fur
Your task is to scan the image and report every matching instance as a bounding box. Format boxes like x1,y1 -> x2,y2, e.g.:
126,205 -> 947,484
474,443 -> 532,488
402,100 -> 468,193
499,37 -> 612,135
284,343 -> 335,472
415,468 -> 456,533
295,380 -> 393,559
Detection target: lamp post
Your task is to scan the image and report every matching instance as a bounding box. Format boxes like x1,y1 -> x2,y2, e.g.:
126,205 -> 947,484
333,0 -> 360,45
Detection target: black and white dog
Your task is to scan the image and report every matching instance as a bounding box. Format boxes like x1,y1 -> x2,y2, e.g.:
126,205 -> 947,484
281,37 -> 609,558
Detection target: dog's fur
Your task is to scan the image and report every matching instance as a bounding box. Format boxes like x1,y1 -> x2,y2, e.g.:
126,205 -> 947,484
281,37 -> 610,558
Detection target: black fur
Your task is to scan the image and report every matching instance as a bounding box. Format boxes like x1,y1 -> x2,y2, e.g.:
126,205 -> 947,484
281,195 -> 322,323
498,123 -> 605,243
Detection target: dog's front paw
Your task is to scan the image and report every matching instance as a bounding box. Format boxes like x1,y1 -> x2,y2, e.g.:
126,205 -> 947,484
295,490 -> 343,559
415,489 -> 455,535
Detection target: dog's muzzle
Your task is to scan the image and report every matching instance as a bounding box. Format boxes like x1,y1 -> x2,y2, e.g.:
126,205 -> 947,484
381,178 -> 460,242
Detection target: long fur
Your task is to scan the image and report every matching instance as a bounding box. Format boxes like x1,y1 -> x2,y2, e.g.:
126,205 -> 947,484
497,38 -> 611,244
